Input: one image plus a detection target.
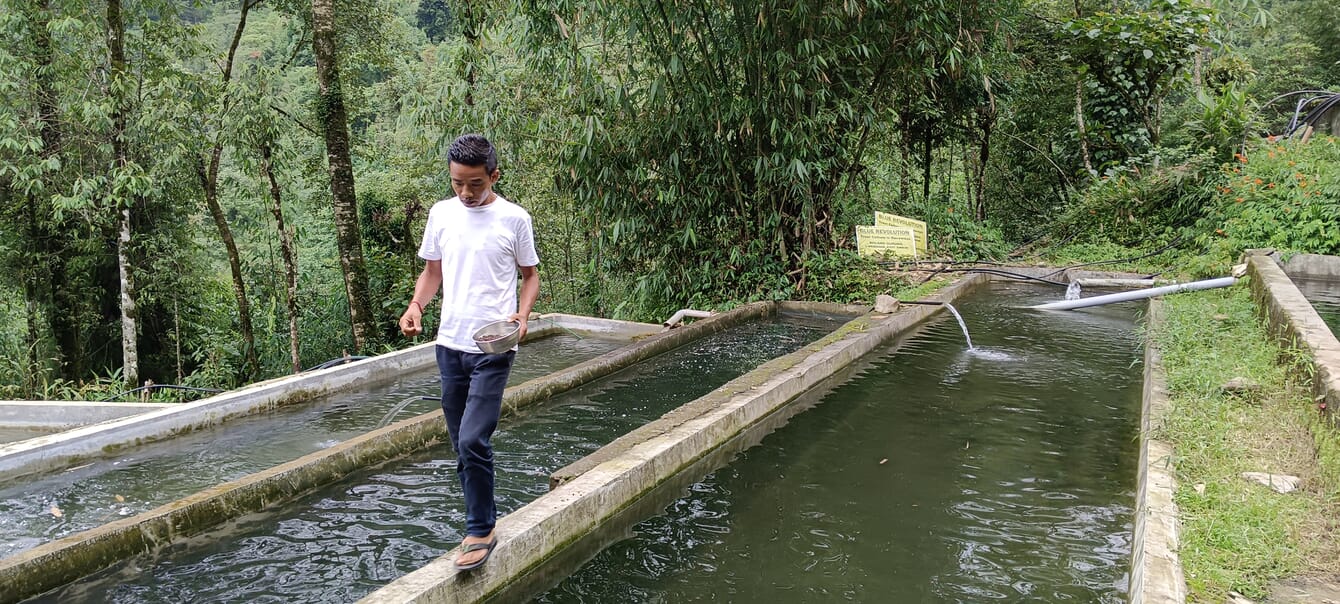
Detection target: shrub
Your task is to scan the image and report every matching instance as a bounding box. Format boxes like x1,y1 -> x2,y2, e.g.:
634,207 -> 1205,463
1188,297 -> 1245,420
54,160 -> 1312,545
1191,136 -> 1340,274
1057,147 -> 1221,246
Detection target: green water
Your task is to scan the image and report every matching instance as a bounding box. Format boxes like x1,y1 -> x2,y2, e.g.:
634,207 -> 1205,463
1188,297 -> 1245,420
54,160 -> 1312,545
538,283 -> 1144,603
0,334 -> 624,559
1295,277 -> 1340,335
32,315 -> 844,603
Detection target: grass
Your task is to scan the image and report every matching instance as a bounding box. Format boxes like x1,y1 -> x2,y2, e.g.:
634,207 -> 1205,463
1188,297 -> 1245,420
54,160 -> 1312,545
1151,282 -> 1340,602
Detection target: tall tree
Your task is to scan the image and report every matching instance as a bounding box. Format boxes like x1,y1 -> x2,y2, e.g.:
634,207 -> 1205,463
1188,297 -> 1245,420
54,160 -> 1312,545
259,141 -> 302,373
107,0 -> 139,385
0,0 -> 67,392
1063,0 -> 1212,164
519,0 -> 1006,315
311,0 -> 377,351
197,0 -> 261,380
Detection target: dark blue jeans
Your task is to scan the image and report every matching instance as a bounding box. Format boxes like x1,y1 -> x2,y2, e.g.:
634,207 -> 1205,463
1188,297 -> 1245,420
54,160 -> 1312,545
436,345 -> 515,538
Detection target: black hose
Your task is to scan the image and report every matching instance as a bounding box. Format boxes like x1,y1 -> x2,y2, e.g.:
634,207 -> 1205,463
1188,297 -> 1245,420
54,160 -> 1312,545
1284,92 -> 1340,138
1297,94 -> 1340,136
911,235 -> 1183,287
99,384 -> 224,402
957,268 -> 1068,287
1038,235 -> 1185,280
304,356 -> 371,372
915,266 -> 1068,287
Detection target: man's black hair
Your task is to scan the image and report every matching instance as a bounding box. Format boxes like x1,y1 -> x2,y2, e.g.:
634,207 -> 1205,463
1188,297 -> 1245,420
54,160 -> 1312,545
448,133 -> 497,173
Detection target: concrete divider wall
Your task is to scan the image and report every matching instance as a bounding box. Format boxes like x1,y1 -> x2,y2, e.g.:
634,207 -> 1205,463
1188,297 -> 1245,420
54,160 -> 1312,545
0,316 -> 660,484
1129,301 -> 1187,604
0,345 -> 438,483
0,310 -> 751,604
1282,253 -> 1340,280
0,402 -> 172,429
359,276 -> 986,604
1246,253 -> 1340,417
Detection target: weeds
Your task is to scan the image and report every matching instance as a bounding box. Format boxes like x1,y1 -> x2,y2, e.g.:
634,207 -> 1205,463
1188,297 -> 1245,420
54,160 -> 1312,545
1152,284 -> 1340,601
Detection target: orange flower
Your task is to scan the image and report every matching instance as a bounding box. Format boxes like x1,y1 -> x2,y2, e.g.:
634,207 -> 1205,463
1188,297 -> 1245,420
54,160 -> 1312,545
1253,178 -> 1262,185
1215,228 -> 1225,235
1266,183 -> 1275,189
1236,197 -> 1244,203
1234,153 -> 1248,164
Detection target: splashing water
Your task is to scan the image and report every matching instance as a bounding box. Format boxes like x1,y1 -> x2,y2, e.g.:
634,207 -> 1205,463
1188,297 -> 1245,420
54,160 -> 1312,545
942,303 -> 974,351
1064,281 -> 1083,301
967,348 -> 1014,361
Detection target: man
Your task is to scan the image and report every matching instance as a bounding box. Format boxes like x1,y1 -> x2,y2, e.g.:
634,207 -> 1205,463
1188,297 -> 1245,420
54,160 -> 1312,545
399,133 -> 540,571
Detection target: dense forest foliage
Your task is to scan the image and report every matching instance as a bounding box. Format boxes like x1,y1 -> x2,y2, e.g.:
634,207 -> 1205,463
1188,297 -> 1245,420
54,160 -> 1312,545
1,0 -> 1337,398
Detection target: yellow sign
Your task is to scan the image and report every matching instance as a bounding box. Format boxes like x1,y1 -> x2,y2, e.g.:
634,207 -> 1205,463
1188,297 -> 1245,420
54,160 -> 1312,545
856,226 -> 919,258
874,211 -> 927,253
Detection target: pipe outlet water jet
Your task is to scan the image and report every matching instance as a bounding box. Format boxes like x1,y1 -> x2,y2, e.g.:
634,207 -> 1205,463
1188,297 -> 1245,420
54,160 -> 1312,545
662,309 -> 714,329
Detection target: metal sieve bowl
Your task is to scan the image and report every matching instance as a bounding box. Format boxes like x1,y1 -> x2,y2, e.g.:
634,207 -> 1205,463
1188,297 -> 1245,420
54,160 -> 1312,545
472,320 -> 521,353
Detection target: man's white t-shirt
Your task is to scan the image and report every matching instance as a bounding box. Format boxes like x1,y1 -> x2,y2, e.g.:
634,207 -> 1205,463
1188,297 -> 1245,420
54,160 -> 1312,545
418,194 -> 539,353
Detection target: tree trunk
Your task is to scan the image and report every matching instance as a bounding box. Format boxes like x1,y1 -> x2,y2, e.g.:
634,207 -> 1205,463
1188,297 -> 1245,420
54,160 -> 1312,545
975,76 -> 996,222
898,127 -> 910,204
260,143 -> 302,374
921,125 -> 933,203
311,0 -> 377,352
117,207 -> 138,386
962,137 -> 974,213
941,139 -> 953,200
461,0 -> 477,106
107,0 -> 138,386
24,0 -> 76,380
975,128 -> 991,222
1075,78 -> 1093,175
174,295 -> 183,382
21,189 -> 44,396
199,165 -> 259,379
197,0 -> 260,380
25,0 -> 63,386
2,177 -> 44,396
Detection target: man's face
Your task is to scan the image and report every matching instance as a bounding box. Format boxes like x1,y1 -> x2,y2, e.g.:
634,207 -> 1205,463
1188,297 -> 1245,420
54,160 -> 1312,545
449,161 -> 500,208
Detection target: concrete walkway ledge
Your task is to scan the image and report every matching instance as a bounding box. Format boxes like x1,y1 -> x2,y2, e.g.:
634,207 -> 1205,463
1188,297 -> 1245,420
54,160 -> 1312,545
1130,301 -> 1187,604
0,401 -> 171,430
1246,252 -> 1340,418
1281,252 -> 1340,280
358,276 -> 985,604
0,310 -> 754,604
0,315 -> 659,484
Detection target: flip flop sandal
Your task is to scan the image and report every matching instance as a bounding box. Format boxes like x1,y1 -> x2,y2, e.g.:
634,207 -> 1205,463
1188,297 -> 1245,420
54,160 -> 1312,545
453,537 -> 498,571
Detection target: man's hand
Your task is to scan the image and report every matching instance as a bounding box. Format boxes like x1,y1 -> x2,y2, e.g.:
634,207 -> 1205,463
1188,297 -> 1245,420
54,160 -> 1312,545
400,305 -> 423,337
507,313 -> 529,342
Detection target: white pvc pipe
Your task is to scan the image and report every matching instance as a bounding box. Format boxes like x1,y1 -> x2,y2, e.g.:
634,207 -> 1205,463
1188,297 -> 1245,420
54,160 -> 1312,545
1031,277 -> 1237,310
662,309 -> 714,328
